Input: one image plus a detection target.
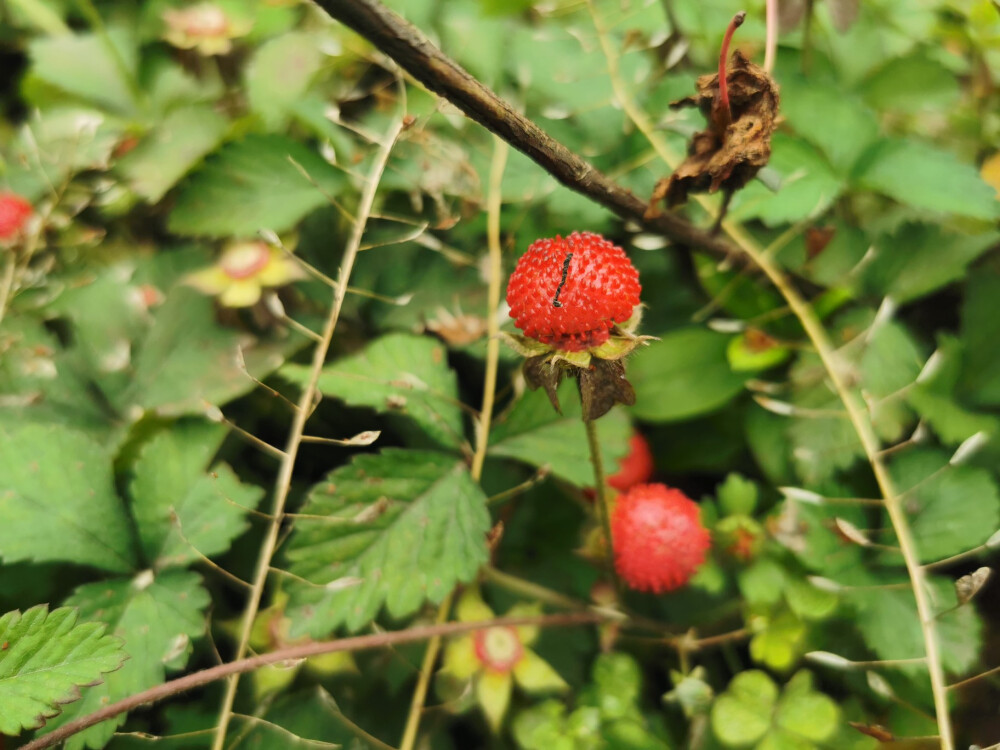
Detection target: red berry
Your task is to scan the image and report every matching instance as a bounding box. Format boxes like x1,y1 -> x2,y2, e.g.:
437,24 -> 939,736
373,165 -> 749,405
611,484 -> 710,593
506,232 -> 640,352
0,192 -> 33,242
608,433 -> 655,492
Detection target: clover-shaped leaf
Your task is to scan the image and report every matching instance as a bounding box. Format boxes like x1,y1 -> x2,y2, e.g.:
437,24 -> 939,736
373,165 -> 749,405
712,670 -> 839,748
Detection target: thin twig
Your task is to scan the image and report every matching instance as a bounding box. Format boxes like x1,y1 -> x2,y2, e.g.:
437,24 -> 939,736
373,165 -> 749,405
23,612 -> 602,750
397,137 -> 510,750
210,110 -> 408,750
764,0 -> 778,73
312,0 -> 735,262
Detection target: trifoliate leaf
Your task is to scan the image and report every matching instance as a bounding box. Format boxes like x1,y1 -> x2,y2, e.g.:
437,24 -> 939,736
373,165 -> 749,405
0,606 -> 126,735
711,670 -> 838,748
43,570 -> 210,750
286,450 -> 490,635
488,380 -> 630,486
129,420 -> 264,567
284,333 -> 464,450
0,423 -> 135,572
169,134 -> 346,237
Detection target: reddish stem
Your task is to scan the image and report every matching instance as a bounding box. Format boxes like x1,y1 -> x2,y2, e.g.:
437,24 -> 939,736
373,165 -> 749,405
718,10 -> 747,128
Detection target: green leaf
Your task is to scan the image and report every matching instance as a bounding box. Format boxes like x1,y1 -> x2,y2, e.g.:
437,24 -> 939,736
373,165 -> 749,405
488,380 -> 631,486
28,27 -> 138,114
730,134 -> 843,226
888,449 -> 1000,563
907,385 -> 999,445
958,268 -> 1000,406
284,333 -> 464,450
169,134 -> 346,237
122,289 -> 291,417
780,82 -> 879,173
850,576 -> 982,676
286,450 -> 490,635
46,571 -> 210,750
749,610 -> 807,672
717,473 -> 759,516
117,106 -> 229,203
854,138 -> 1000,220
629,328 -> 746,422
0,424 -> 135,573
860,54 -> 960,114
711,670 -> 776,746
858,319 -> 923,442
712,670 -> 838,749
245,32 -> 324,129
858,224 -> 999,305
130,420 -> 264,568
0,606 -> 126,735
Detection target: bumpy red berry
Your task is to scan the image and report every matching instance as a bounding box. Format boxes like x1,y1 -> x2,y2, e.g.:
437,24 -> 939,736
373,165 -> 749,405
608,433 -> 655,492
0,192 -> 32,243
506,232 -> 641,352
611,484 -> 710,593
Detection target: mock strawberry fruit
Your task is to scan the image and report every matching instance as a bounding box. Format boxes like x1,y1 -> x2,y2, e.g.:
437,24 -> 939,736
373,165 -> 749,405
608,433 -> 655,492
611,483 -> 710,593
506,232 -> 640,353
0,192 -> 32,243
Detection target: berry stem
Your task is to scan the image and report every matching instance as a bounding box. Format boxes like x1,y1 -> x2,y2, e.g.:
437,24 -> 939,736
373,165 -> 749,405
583,413 -> 623,599
718,10 -> 746,129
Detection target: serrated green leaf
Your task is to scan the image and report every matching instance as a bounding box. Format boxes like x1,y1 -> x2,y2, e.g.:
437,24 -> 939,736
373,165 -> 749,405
855,138 -> 1000,220
245,32 -> 324,129
0,424 -> 135,572
130,420 -> 264,567
888,449 -> 1000,563
730,135 -> 843,227
850,576 -> 982,677
750,610 -> 807,672
44,570 -> 210,750
860,54 -> 960,114
784,578 -> 838,621
907,386 -> 999,445
780,82 -> 879,173
959,268 -> 1000,406
122,288 -> 291,417
117,105 -> 229,203
169,134 -> 346,237
0,606 -> 126,735
488,381 -> 630,486
286,450 -> 490,635
629,328 -> 746,422
28,27 -> 138,114
858,224 -> 998,305
284,333 -> 464,450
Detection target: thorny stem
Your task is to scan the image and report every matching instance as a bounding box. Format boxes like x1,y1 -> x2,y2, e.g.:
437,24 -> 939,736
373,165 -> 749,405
764,0 -> 778,73
717,11 -> 746,130
210,111 -> 408,750
398,138 -> 510,750
586,6 -> 954,747
583,414 -> 623,599
23,613 -> 603,750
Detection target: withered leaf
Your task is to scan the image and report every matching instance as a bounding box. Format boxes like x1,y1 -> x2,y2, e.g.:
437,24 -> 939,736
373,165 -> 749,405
579,358 -> 635,422
648,50 -> 779,212
956,566 -> 992,606
848,723 -> 895,742
524,354 -> 565,414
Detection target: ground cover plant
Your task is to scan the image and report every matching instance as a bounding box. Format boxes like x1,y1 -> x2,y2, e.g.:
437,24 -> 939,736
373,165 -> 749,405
1,0 -> 1000,748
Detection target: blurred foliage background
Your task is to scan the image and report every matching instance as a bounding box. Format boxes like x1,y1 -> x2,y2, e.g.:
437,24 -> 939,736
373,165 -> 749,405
1,0 -> 1000,747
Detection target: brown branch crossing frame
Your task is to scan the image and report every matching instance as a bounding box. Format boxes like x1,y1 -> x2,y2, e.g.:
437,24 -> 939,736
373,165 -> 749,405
24,612 -> 601,750
313,0 -> 735,260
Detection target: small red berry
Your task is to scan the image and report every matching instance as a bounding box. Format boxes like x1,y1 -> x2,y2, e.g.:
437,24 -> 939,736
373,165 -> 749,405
608,433 -> 655,492
611,484 -> 710,593
0,192 -> 32,243
506,232 -> 641,352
